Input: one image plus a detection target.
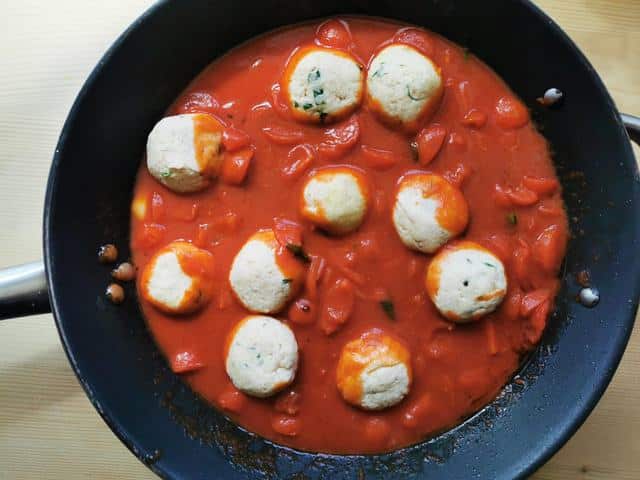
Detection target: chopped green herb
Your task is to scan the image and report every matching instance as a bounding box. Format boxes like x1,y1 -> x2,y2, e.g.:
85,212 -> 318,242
312,88 -> 326,105
507,212 -> 518,225
302,103 -> 313,110
160,170 -> 171,178
282,278 -> 293,285
380,299 -> 396,320
483,262 -> 496,269
406,85 -> 426,101
293,100 -> 300,108
308,68 -> 321,82
466,257 -> 472,264
371,62 -> 385,78
286,243 -> 311,263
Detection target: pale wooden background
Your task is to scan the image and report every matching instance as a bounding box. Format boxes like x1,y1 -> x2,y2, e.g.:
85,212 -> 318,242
0,1 -> 638,478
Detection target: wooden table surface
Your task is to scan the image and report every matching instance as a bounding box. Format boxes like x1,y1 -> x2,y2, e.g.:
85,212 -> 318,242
1,1 -> 638,478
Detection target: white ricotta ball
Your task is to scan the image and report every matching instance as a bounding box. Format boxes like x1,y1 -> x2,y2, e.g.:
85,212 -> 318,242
285,47 -> 364,123
336,330 -> 412,410
225,315 -> 299,398
300,167 -> 369,234
366,43 -> 443,130
139,241 -> 214,314
146,113 -> 224,193
229,230 -> 302,314
426,242 -> 507,322
392,173 -> 469,253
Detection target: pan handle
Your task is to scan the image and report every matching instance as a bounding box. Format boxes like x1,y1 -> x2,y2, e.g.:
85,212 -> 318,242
0,261 -> 50,320
622,113 -> 640,145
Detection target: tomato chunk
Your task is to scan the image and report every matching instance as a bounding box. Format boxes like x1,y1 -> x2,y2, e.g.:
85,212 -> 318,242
217,386 -> 247,413
415,124 -> 447,166
394,28 -> 434,56
520,289 -> 551,317
522,176 -> 559,196
271,414 -> 301,437
221,147 -> 253,185
506,186 -> 539,206
222,126 -> 251,152
533,224 -> 565,272
319,278 -> 355,335
524,300 -> 550,345
360,145 -> 397,170
512,241 -> 531,287
211,211 -> 241,233
502,289 -> 523,320
495,96 -> 529,129
281,144 -> 315,180
315,19 -> 352,49
317,116 -> 360,159
462,109 -> 487,129
275,391 -> 302,415
288,298 -> 316,325
273,217 -> 304,249
170,351 -> 203,374
177,92 -> 220,115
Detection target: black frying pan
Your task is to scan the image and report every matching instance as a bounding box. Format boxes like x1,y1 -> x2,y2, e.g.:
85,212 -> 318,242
1,1 -> 640,478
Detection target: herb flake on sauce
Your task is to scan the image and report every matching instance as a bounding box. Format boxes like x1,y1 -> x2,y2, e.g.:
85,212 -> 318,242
380,299 -> 396,320
286,243 -> 311,263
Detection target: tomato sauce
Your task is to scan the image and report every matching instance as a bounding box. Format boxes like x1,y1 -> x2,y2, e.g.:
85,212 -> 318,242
130,17 -> 568,453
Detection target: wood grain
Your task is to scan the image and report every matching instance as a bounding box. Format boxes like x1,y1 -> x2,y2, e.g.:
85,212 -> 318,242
0,1 -> 638,478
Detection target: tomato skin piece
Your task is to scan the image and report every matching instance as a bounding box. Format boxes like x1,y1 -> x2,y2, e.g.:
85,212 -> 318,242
319,278 -> 355,335
177,92 -> 220,115
506,186 -> 539,206
262,125 -> 304,145
415,124 -> 447,166
222,127 -> 251,152
305,255 -> 326,300
360,145 -> 397,170
315,19 -> 352,49
221,147 -> 253,185
495,96 -> 529,129
282,144 -> 315,180
317,116 -> 360,159
522,176 -> 559,196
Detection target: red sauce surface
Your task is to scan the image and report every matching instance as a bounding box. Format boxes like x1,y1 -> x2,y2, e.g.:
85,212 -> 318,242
130,17 -> 568,454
